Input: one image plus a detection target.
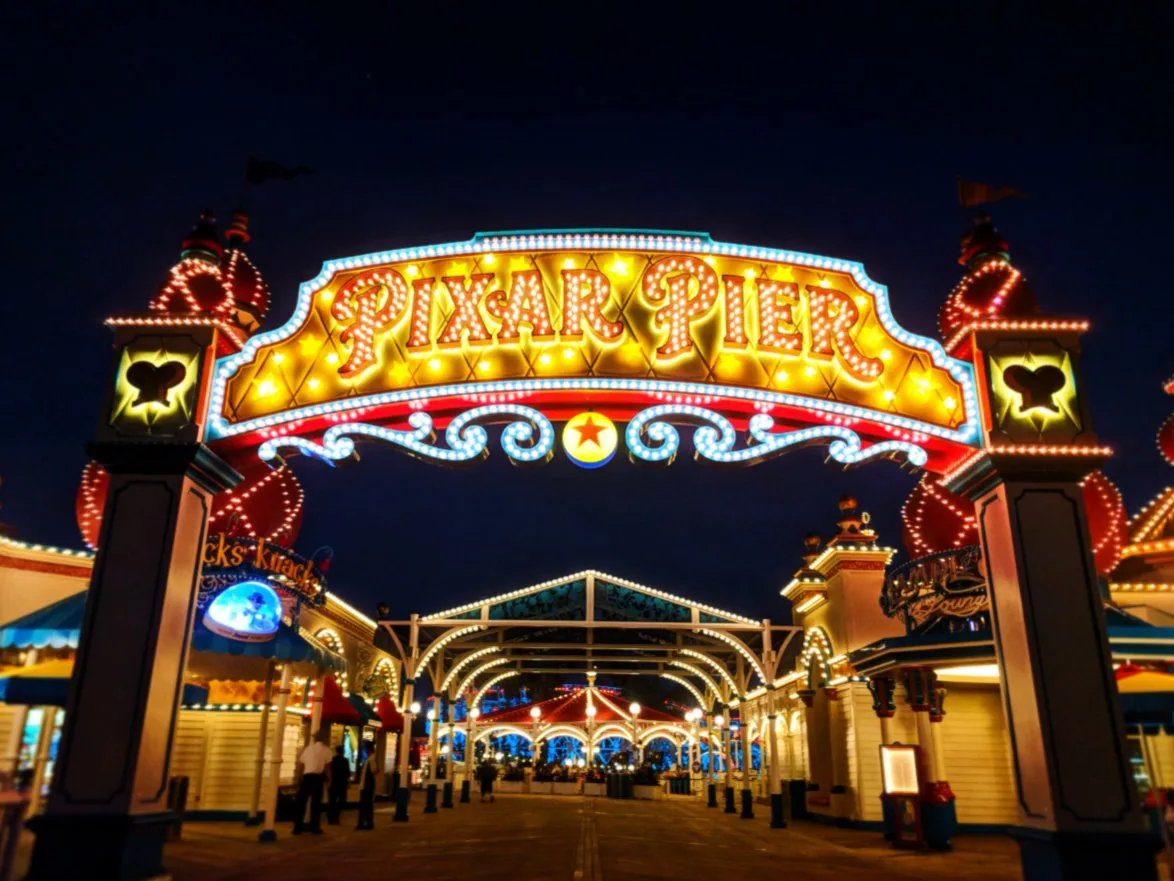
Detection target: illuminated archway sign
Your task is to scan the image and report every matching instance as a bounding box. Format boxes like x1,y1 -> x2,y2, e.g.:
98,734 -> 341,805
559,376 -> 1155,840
207,230 -> 981,472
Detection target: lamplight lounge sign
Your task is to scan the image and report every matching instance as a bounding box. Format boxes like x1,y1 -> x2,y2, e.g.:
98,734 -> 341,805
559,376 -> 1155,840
201,534 -> 326,604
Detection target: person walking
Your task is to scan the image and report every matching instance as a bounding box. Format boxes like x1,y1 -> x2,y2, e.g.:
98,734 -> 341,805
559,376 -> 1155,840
327,745 -> 350,825
477,761 -> 496,803
293,735 -> 333,835
356,749 -> 378,830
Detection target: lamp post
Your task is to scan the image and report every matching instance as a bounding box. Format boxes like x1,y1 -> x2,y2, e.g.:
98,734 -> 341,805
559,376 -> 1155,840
628,702 -> 641,767
424,703 -> 439,813
530,705 -> 542,766
394,699 -> 421,823
687,709 -> 701,797
586,703 -> 597,773
462,706 -> 479,804
717,713 -> 736,813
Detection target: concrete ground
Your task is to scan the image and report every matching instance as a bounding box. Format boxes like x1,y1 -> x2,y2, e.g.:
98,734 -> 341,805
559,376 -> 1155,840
161,795 -> 1025,881
15,794 -> 1167,879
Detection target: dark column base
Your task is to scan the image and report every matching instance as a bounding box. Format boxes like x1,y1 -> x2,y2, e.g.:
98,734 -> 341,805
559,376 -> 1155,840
393,787 -> 410,822
459,780 -> 470,803
1012,826 -> 1159,881
921,795 -> 957,850
441,782 -> 454,808
788,779 -> 809,819
770,792 -> 786,828
740,788 -> 755,819
26,812 -> 173,881
724,786 -> 736,814
424,783 -> 438,813
707,783 -> 717,807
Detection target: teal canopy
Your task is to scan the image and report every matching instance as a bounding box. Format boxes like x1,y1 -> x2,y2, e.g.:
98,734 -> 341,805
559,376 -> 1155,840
0,592 -> 87,650
190,618 -> 346,673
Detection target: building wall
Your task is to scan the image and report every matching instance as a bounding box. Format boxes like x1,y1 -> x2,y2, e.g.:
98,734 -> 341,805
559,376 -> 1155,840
0,542 -> 91,627
939,683 -> 1018,826
172,710 -> 305,814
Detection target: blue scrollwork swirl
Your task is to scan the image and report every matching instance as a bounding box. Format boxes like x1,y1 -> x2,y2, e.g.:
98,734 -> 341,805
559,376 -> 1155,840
256,404 -> 555,467
626,405 -> 927,469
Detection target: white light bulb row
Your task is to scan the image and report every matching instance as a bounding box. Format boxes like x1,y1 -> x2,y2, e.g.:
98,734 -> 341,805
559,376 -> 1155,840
438,646 -> 502,693
210,372 -> 980,454
0,533 -> 94,560
697,629 -> 767,683
942,318 -> 1090,354
661,673 -> 707,709
453,657 -> 511,697
678,648 -> 741,695
669,660 -> 725,699
415,625 -> 487,673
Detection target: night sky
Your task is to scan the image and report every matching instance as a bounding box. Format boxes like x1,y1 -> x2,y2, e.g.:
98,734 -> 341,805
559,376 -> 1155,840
3,5 -> 1171,625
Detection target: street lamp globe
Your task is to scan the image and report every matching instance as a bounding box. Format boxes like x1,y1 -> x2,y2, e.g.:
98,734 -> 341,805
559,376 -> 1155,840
628,702 -> 641,717
494,751 -> 504,762
426,708 -> 437,721
585,705 -> 597,718
530,706 -> 542,720
714,714 -> 725,728
409,701 -> 421,715
469,708 -> 480,720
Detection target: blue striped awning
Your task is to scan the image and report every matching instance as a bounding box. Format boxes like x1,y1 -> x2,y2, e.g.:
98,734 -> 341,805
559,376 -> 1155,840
0,670 -> 207,708
0,592 -> 87,650
190,618 -> 346,673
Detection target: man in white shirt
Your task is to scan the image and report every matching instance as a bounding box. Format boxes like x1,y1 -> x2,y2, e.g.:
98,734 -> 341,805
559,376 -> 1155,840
293,736 -> 333,834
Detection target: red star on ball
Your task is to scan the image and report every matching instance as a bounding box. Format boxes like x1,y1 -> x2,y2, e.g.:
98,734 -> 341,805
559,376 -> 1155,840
573,415 -> 606,448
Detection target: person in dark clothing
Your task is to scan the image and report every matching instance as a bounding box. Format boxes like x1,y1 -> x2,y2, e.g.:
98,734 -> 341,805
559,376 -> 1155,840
326,746 -> 351,825
356,750 -> 378,830
477,762 -> 496,803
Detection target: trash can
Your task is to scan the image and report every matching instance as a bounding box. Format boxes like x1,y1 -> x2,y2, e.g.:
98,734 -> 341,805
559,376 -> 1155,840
166,777 -> 189,841
276,785 -> 300,822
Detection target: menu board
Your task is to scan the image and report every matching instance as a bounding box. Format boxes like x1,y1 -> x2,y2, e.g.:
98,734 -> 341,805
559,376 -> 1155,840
880,745 -> 920,796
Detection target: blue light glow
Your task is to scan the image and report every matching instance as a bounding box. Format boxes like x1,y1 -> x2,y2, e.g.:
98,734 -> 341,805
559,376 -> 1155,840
203,581 -> 282,642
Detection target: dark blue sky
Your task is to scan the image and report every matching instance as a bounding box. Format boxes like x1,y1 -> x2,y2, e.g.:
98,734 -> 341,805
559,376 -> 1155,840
2,4 -> 1171,622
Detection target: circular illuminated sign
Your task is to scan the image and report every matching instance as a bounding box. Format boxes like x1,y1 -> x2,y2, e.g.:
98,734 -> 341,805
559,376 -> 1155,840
562,412 -> 618,469
203,580 -> 282,643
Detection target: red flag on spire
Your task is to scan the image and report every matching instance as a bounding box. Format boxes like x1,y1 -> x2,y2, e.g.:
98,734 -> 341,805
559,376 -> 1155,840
957,178 -> 1027,207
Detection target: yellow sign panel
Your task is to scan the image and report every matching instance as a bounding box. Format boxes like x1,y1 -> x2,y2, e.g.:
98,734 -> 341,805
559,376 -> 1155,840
218,235 -> 967,425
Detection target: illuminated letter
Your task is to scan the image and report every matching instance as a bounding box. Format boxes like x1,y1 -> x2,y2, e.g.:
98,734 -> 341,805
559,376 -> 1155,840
437,274 -> 494,345
721,276 -> 748,345
806,286 -> 883,381
756,279 -> 802,352
643,255 -> 719,358
407,278 -> 437,349
487,270 -> 555,342
331,269 -> 410,375
560,269 -> 623,342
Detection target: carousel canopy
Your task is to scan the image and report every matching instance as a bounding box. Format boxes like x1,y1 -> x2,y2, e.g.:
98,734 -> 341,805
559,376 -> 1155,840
478,684 -> 681,727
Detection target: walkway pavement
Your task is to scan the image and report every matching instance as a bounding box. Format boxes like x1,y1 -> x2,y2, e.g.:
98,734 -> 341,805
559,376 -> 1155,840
153,795 -> 1027,881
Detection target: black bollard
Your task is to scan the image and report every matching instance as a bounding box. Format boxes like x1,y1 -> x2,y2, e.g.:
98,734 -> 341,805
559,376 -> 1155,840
442,781 -> 454,808
740,788 -> 754,819
707,782 -> 718,808
391,770 -> 401,796
460,780 -> 470,804
393,787 -> 410,822
770,792 -> 786,828
724,786 -> 736,814
424,783 -> 438,813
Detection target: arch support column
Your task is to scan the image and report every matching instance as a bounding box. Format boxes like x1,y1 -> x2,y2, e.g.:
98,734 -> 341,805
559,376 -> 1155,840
26,323 -> 239,881
952,450 -> 1154,879
950,316 -> 1154,880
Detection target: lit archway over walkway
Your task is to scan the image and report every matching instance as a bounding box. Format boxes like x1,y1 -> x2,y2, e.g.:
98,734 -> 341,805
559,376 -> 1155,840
30,217 -> 1152,881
